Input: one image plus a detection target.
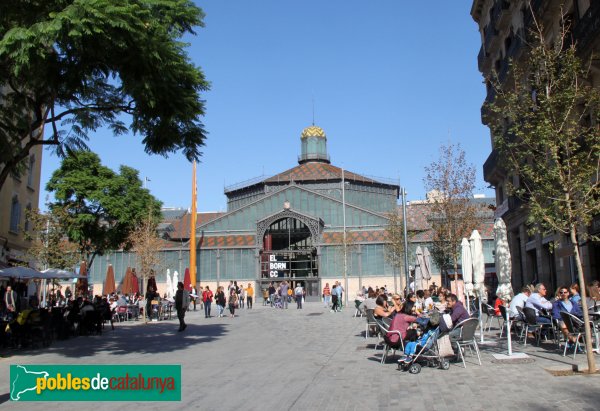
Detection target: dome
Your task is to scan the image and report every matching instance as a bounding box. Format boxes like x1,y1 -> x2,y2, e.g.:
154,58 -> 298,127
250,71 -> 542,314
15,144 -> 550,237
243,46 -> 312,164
300,125 -> 326,139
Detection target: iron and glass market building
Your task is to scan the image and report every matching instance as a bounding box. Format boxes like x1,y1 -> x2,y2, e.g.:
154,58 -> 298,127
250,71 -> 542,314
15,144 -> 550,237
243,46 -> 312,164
89,125 -> 496,300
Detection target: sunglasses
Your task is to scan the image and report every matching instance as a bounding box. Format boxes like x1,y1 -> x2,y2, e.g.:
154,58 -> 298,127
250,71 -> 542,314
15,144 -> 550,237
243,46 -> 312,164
559,291 -> 569,294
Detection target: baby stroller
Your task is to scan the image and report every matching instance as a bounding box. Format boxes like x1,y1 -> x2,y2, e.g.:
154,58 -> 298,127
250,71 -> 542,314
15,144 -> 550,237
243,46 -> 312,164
272,294 -> 283,309
397,327 -> 450,374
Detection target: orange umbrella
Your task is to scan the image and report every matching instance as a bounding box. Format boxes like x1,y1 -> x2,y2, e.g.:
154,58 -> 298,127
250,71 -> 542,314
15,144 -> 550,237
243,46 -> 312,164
131,269 -> 139,294
121,267 -> 132,294
183,268 -> 192,292
76,261 -> 88,297
103,264 -> 116,295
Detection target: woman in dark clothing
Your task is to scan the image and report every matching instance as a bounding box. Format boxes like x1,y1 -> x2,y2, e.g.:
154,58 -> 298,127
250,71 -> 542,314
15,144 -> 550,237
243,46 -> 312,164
228,289 -> 238,318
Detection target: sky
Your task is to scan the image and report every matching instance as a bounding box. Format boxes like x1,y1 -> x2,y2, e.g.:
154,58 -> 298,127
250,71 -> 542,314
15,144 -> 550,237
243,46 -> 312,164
40,0 -> 493,212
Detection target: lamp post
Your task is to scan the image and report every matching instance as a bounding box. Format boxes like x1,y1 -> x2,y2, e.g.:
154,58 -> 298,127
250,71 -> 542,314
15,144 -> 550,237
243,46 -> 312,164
342,168 -> 348,307
401,187 -> 410,295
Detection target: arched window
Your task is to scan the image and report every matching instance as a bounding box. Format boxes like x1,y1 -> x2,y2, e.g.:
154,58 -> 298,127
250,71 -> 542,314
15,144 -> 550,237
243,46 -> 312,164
10,195 -> 20,232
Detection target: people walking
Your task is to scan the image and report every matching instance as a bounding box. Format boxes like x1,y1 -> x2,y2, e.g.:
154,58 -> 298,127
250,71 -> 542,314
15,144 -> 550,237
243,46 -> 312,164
323,282 -> 331,308
280,281 -> 289,309
246,283 -> 254,309
202,286 -> 213,318
175,282 -> 190,332
228,289 -> 238,318
215,286 -> 226,317
331,284 -> 339,312
295,283 -> 304,309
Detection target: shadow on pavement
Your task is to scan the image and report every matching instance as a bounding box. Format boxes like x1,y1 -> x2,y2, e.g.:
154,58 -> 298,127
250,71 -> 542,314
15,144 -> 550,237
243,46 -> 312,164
2,322 -> 228,359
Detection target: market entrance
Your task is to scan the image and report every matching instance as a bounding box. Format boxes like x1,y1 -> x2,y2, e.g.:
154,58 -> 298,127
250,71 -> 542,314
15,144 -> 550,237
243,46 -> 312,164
259,216 -> 320,301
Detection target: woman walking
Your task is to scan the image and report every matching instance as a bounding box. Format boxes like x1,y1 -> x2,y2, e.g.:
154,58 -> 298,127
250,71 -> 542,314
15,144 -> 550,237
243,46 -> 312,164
215,286 -> 226,317
323,282 -> 331,308
228,289 -> 238,318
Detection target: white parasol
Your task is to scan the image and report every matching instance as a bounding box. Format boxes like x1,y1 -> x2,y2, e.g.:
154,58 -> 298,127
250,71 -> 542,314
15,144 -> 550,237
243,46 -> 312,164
414,246 -> 424,291
470,229 -> 486,343
494,218 -> 516,356
461,237 -> 474,312
422,247 -> 432,284
165,269 -> 173,299
172,270 -> 179,297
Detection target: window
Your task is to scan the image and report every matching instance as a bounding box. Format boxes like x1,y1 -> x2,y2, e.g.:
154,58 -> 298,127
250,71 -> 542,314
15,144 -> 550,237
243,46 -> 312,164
10,195 -> 20,233
27,155 -> 35,188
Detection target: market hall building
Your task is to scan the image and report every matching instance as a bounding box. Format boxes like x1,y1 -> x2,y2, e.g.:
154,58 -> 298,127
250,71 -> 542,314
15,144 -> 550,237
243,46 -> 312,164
192,125 -> 400,301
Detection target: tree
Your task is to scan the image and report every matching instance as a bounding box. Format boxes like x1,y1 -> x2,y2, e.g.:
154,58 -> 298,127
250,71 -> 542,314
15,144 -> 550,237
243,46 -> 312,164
24,206 -> 80,270
487,19 -> 600,373
424,143 -> 481,288
0,0 -> 209,189
384,210 -> 412,294
128,210 -> 163,322
46,151 -> 162,271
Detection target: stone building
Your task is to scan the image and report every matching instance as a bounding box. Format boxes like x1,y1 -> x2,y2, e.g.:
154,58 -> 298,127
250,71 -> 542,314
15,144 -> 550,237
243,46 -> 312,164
471,0 -> 600,291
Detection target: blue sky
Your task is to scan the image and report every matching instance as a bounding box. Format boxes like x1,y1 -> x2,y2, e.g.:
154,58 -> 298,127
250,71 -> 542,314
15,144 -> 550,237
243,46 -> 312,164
40,0 -> 492,211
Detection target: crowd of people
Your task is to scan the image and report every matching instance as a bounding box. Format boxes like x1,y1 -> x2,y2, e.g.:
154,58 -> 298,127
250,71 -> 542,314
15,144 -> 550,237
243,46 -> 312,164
261,280 -> 306,309
496,280 -> 600,350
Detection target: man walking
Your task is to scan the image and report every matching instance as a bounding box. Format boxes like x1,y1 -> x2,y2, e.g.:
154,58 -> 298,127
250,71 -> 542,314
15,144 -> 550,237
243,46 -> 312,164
175,282 -> 190,332
280,281 -> 289,309
294,283 -> 304,309
246,283 -> 254,309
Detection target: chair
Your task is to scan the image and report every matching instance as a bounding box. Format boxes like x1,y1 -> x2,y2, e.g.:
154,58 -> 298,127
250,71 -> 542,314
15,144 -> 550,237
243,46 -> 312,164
484,303 -> 504,332
365,309 -> 378,339
353,300 -> 364,318
521,307 -> 554,346
560,311 -> 599,359
116,305 -> 130,322
450,318 -> 481,368
375,318 -> 404,364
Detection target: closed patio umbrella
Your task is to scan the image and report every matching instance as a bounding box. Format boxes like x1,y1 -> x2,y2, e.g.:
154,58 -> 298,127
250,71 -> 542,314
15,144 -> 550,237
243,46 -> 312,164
122,267 -> 135,295
76,261 -> 88,298
165,269 -> 173,299
461,238 -> 473,312
470,230 -> 485,343
103,264 -> 116,295
183,268 -> 192,292
494,218 -> 515,356
414,246 -> 424,291
131,269 -> 139,294
171,271 -> 179,297
422,247 -> 432,286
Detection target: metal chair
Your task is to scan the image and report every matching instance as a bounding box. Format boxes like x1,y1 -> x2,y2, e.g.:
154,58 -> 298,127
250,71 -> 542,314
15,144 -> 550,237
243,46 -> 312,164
521,307 -> 554,346
353,300 -> 364,318
484,303 -> 504,332
365,309 -> 378,339
375,318 -> 404,364
450,318 -> 482,368
560,311 -> 599,359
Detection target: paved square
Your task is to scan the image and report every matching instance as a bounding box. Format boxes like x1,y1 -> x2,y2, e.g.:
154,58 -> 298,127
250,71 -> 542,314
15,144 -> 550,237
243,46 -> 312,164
1,303 -> 599,410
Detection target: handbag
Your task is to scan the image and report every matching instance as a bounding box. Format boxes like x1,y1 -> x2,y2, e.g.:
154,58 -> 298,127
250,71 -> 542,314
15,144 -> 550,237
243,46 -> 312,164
438,334 -> 454,357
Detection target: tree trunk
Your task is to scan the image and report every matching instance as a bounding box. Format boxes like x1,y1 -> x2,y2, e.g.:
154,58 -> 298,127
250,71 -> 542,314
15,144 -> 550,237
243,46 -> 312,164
570,226 -> 596,373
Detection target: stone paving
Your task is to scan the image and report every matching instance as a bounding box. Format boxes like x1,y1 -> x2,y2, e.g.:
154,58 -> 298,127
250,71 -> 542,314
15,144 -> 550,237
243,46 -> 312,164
1,302 -> 599,410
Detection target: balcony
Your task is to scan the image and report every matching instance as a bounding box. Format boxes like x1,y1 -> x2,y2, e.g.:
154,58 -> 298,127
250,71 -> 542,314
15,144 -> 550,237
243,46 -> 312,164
477,46 -> 491,73
573,1 -> 600,53
491,0 -> 511,30
484,22 -> 498,52
483,149 -> 500,183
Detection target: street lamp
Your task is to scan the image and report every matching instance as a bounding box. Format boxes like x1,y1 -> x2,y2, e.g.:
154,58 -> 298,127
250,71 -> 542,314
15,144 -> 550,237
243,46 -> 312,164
401,187 -> 410,295
342,168 -> 348,306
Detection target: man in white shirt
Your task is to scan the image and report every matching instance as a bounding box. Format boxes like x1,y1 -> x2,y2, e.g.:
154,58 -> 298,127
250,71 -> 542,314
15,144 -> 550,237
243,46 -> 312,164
509,286 -> 531,318
525,283 -> 552,324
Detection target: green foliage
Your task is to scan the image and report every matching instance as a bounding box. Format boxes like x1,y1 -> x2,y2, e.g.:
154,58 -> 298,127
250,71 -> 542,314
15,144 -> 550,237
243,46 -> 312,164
46,151 -> 162,269
487,27 -> 600,242
24,206 -> 80,270
0,0 -> 209,189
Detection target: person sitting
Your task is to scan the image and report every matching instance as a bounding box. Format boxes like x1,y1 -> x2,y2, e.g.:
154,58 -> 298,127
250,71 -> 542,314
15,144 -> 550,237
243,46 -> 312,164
386,294 -> 418,348
442,294 -> 470,342
359,289 -> 378,313
434,291 -> 450,312
424,289 -> 434,311
525,283 -> 552,324
552,285 -> 583,350
509,286 -> 531,318
373,295 -> 400,322
569,283 -> 581,308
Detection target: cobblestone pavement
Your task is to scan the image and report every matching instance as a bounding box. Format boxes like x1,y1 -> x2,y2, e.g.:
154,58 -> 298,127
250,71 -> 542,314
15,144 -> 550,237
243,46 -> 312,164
1,302 -> 599,410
